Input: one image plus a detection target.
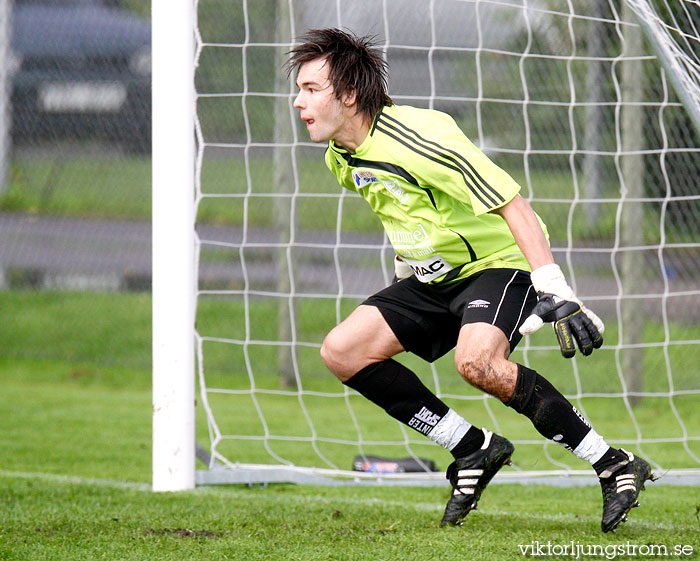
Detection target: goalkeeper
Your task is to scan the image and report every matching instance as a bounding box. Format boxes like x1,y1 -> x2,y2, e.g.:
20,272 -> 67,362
286,28 -> 653,533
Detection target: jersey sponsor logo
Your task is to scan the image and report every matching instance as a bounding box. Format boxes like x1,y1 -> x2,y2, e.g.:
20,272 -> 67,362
351,170 -> 379,188
403,246 -> 437,258
382,179 -> 408,204
387,223 -> 430,248
401,254 -> 453,283
408,406 -> 442,435
467,299 -> 491,309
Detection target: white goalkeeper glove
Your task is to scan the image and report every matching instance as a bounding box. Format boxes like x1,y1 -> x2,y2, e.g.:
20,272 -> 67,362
393,256 -> 414,283
519,264 -> 605,358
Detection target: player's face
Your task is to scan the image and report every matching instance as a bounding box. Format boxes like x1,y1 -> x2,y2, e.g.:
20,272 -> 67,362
293,57 -> 351,144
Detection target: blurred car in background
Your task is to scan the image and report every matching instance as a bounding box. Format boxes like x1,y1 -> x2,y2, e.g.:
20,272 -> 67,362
11,0 -> 151,153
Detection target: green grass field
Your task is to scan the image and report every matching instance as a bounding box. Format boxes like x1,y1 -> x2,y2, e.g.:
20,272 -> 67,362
2,290 -> 700,560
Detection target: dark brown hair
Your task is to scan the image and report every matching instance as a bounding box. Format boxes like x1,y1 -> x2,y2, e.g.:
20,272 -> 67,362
286,28 -> 393,122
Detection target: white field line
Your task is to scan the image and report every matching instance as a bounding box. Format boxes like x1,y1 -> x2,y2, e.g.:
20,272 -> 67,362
0,470 -> 150,491
0,470 -> 680,531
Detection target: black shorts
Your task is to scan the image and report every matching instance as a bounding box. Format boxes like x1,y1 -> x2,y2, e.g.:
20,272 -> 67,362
363,268 -> 536,362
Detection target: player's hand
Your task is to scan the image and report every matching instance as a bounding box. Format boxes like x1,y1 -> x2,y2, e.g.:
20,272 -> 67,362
520,293 -> 603,358
519,264 -> 604,358
393,255 -> 413,283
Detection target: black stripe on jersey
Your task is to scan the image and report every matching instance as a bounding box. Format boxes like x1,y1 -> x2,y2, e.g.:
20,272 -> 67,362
435,264 -> 466,284
379,112 -> 504,205
369,113 -> 381,136
450,229 -> 478,263
375,120 -> 496,209
422,188 -> 437,209
378,112 -> 505,208
335,149 -> 420,186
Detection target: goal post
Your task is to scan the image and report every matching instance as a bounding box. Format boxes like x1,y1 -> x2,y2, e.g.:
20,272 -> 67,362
625,0 -> 700,136
156,0 -> 700,488
151,0 -> 196,492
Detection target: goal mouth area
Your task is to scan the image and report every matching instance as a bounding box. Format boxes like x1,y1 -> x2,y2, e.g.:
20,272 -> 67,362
195,464 -> 700,488
151,0 -> 700,492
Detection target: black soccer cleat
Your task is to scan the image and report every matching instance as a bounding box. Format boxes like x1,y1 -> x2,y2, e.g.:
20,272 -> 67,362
440,428 -> 514,527
599,449 -> 655,533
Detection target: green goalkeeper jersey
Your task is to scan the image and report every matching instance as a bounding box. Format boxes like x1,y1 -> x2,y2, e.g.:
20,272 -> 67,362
324,104 -> 548,283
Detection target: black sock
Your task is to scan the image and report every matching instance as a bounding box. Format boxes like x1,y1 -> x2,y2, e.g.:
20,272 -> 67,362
344,360 -> 485,458
592,447 -> 628,477
449,426 -> 485,458
344,359 -> 450,435
344,360 -> 484,460
506,364 -> 591,451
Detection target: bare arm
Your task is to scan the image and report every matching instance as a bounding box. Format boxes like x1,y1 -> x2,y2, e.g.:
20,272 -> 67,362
491,194 -> 554,271
493,194 -> 605,356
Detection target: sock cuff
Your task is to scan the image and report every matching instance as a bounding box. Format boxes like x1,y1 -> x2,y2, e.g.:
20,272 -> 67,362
343,360 -> 397,391
427,409 -> 471,450
342,359 -> 449,422
506,364 -> 538,413
573,429 -> 609,464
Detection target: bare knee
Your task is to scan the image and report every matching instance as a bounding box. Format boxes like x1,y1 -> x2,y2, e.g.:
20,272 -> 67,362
320,305 -> 404,383
320,328 -> 353,382
455,348 -> 493,389
454,324 -> 517,401
454,344 -> 517,402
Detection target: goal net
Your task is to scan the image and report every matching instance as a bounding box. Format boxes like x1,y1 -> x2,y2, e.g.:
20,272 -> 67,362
191,0 -> 700,485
